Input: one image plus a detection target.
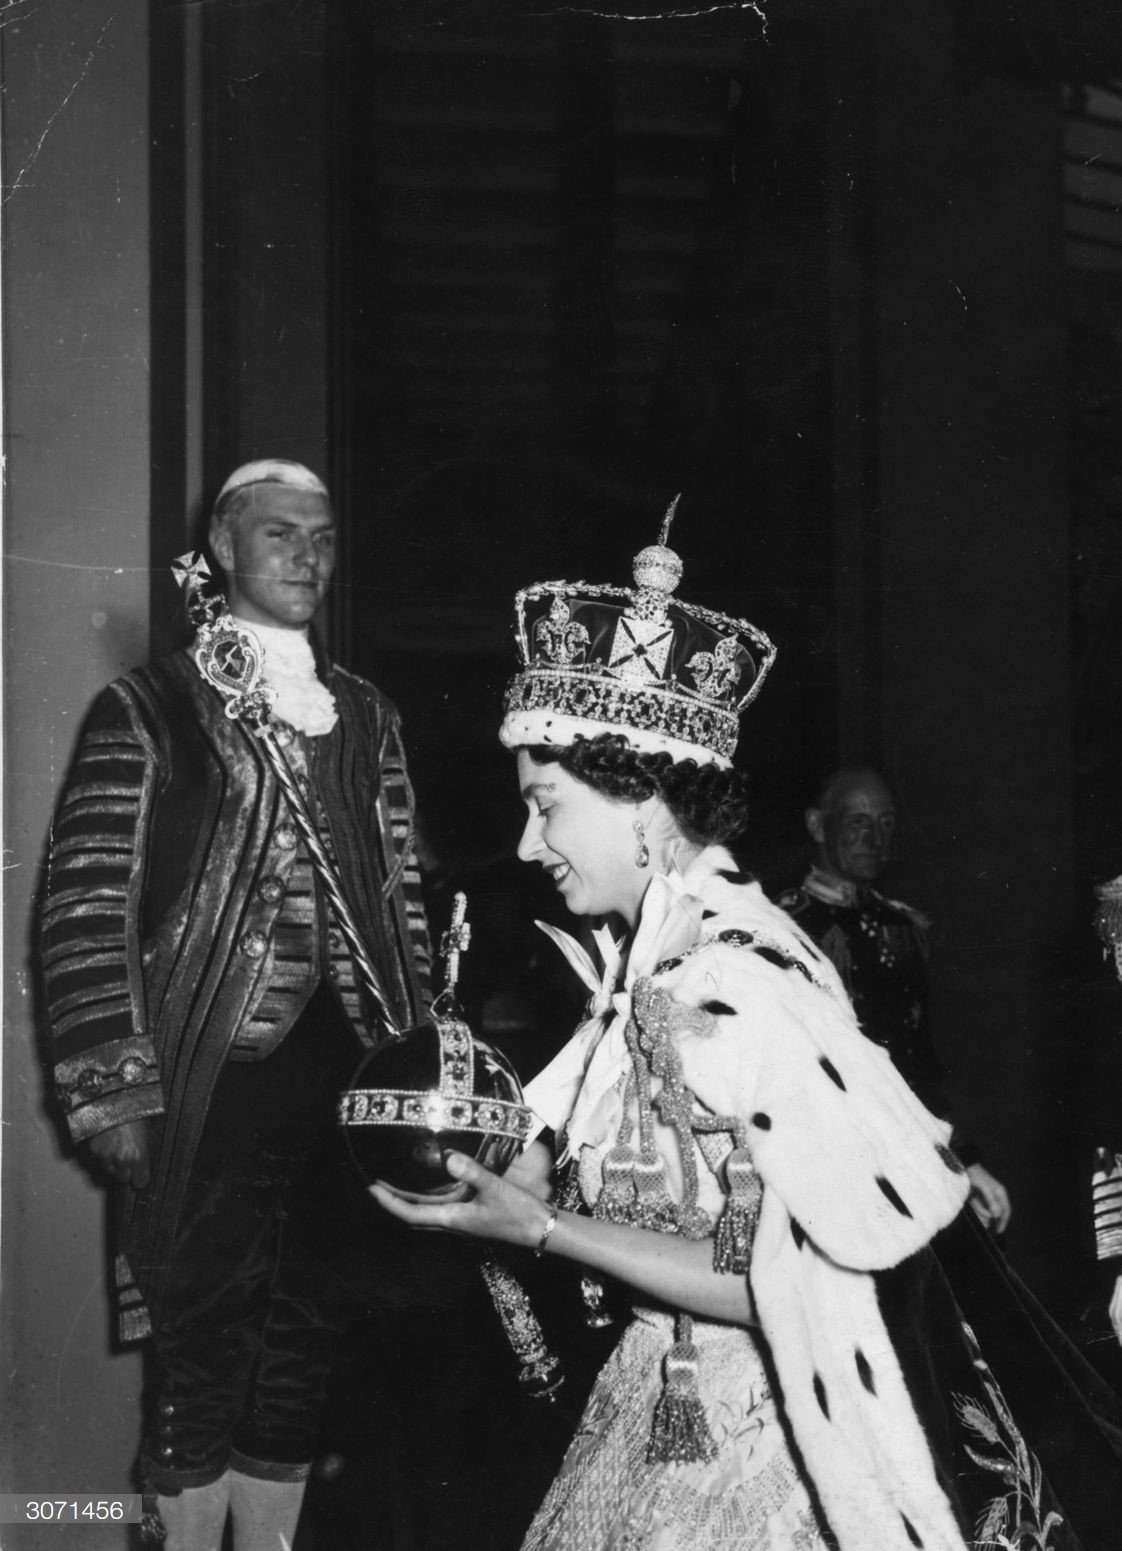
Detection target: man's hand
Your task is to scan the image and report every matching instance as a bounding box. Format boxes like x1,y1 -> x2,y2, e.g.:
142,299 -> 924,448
966,1162 -> 1011,1235
88,1120 -> 151,1189
1109,1273 -> 1122,1349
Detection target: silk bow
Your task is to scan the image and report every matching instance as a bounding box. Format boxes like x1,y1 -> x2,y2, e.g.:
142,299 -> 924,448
522,867 -> 708,1157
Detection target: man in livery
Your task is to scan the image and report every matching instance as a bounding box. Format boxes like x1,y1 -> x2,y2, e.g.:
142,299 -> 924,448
778,764 -> 1011,1230
40,460 -> 432,1549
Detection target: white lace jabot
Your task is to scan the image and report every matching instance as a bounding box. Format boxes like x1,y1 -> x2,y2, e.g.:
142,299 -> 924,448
231,617 -> 339,736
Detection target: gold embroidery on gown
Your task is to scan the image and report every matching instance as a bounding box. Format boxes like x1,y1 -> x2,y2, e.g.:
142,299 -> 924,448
521,1308 -> 830,1551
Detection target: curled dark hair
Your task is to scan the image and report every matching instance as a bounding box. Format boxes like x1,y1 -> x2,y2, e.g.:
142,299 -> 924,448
522,733 -> 748,846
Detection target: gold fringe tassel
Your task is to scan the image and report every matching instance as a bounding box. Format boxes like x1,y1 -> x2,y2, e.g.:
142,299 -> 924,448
595,1144 -> 638,1224
646,1315 -> 718,1464
712,1147 -> 761,1275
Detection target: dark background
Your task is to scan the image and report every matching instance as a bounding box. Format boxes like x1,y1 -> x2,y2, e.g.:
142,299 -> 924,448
142,0 -> 1122,1354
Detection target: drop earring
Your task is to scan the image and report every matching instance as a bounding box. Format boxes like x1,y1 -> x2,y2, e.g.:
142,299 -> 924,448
633,819 -> 650,870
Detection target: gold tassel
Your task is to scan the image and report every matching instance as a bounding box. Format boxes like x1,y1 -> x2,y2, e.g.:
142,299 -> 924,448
138,1487 -> 166,1546
647,1315 -> 718,1464
713,1148 -> 762,1275
595,1144 -> 638,1224
631,1151 -> 678,1231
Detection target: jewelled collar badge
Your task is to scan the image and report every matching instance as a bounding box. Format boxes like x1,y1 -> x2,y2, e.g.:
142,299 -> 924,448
499,496 -> 777,768
171,551 -> 276,727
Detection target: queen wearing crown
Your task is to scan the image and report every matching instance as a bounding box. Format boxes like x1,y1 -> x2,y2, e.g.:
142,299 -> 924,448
372,504 -> 1082,1551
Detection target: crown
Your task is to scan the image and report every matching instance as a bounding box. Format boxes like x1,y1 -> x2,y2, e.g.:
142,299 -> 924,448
499,497 -> 776,768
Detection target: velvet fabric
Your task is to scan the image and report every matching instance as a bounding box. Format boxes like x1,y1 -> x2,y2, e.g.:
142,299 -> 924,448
141,990 -> 362,1489
42,646 -> 432,1341
915,1210 -> 1122,1551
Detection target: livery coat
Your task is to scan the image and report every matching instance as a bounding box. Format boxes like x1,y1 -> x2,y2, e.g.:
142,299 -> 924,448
41,646 -> 431,1339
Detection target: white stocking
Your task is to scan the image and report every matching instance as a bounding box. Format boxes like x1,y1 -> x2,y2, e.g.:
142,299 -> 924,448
155,1473 -> 230,1551
227,1470 -> 307,1551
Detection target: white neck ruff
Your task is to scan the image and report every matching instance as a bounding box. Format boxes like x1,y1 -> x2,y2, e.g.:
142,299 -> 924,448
231,616 -> 339,736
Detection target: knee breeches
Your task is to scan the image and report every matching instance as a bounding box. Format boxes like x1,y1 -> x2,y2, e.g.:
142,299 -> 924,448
141,991 -> 363,1490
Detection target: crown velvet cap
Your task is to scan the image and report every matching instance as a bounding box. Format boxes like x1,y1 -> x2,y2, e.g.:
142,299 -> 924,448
499,505 -> 777,768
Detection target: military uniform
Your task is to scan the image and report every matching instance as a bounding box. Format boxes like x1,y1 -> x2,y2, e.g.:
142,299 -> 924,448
777,865 -> 976,1160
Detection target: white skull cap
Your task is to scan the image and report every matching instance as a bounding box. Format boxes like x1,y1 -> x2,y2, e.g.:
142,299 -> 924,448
215,459 -> 329,505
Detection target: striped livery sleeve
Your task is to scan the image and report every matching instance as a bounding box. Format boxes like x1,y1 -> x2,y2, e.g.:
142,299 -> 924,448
41,687 -> 165,1141
377,712 -> 433,1006
1093,1148 -> 1122,1262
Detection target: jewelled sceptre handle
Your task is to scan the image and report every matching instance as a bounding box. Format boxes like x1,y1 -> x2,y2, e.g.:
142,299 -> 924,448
435,895 -> 563,1403
171,551 -> 402,1043
434,889 -> 470,1016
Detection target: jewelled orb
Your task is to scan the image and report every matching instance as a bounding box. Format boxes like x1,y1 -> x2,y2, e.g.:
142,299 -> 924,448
338,994 -> 534,1200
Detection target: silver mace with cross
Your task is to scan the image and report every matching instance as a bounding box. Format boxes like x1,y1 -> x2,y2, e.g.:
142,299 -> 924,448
172,551 -> 563,1399
172,550 -> 402,1041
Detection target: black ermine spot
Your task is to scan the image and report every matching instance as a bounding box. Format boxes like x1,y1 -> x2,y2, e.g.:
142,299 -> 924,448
819,1056 -> 846,1091
936,1143 -> 965,1175
901,1514 -> 923,1547
876,1176 -> 913,1218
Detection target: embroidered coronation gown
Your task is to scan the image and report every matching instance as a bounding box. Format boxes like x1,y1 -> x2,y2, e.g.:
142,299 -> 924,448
522,1202 -> 829,1550
517,848 -> 1091,1551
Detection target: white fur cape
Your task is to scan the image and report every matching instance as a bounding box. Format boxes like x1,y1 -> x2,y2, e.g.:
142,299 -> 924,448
527,845 -> 971,1551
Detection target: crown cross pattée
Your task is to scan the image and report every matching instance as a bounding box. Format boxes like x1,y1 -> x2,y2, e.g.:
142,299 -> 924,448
688,636 -> 742,702
608,613 -> 675,682
535,596 -> 590,666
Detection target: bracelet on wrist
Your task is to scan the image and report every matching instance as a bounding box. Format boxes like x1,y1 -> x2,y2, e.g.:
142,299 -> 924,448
534,1203 -> 559,1257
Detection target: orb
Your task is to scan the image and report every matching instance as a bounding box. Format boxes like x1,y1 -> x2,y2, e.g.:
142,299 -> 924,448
338,993 -> 533,1200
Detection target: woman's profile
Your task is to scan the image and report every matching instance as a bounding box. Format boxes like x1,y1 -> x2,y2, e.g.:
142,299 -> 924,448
372,503 -> 1084,1551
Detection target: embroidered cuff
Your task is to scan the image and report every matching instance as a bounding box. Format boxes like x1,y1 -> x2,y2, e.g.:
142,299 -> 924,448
56,1037 -> 164,1142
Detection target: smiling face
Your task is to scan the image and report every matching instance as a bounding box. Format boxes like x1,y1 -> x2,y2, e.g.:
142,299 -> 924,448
210,485 -> 337,630
515,751 -> 650,926
807,770 -> 896,886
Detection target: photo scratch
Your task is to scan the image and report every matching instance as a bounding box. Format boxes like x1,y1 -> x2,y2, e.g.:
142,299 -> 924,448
3,14 -> 117,205
1,553 -> 152,574
542,1 -> 765,24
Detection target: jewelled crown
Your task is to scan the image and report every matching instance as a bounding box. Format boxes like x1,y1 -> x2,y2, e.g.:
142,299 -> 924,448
499,497 -> 777,768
